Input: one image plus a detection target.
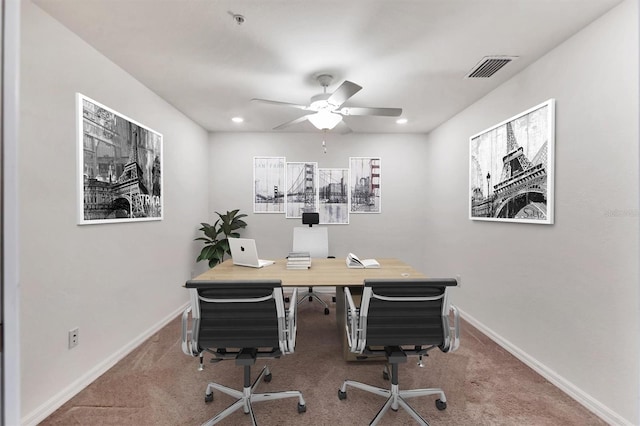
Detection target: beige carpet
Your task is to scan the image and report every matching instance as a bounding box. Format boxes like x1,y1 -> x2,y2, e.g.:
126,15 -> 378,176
41,298 -> 606,425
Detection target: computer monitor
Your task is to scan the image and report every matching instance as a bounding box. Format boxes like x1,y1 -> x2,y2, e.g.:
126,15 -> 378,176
302,212 -> 319,227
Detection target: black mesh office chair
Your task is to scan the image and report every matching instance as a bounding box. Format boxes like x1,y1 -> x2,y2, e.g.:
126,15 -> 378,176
182,280 -> 306,425
338,278 -> 460,426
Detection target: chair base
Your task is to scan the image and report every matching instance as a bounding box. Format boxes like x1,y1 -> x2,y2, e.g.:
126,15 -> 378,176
297,287 -> 330,315
202,365 -> 306,426
338,362 -> 447,426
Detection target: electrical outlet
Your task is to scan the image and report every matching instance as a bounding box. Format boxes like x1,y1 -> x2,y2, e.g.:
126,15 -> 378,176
456,275 -> 462,288
68,327 -> 79,349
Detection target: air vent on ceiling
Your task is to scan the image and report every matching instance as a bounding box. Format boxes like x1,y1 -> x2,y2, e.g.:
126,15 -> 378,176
465,56 -> 518,78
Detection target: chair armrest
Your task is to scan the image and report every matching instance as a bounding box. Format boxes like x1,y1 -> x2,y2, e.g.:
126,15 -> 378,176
344,287 -> 359,352
284,288 -> 298,354
448,304 -> 460,352
181,305 -> 198,357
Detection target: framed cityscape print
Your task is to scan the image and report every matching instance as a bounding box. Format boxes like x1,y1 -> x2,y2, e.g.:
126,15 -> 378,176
318,168 -> 350,224
76,93 -> 163,225
253,156 -> 285,213
350,157 -> 381,213
469,99 -> 555,224
285,162 -> 319,218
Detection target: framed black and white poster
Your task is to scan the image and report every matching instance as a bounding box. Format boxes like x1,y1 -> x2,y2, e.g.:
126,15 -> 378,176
350,157 -> 381,213
77,93 -> 163,225
318,168 -> 349,224
253,156 -> 285,213
285,162 -> 319,219
469,99 -> 555,224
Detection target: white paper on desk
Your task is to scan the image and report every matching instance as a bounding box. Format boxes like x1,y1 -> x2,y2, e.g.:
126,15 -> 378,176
346,253 -> 380,269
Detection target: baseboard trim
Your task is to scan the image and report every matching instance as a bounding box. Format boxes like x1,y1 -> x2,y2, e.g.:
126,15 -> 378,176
458,308 -> 633,426
22,302 -> 189,426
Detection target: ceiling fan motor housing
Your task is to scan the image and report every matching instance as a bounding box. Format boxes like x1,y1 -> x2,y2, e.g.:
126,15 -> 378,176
310,93 -> 334,111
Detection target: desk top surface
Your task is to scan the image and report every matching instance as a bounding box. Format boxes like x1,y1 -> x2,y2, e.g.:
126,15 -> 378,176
192,258 -> 425,287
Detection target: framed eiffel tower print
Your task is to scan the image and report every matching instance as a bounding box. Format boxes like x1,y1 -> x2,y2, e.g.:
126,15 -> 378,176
469,99 -> 555,224
76,93 -> 163,225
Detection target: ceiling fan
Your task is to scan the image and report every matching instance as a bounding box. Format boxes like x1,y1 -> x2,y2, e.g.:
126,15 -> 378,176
252,74 -> 403,133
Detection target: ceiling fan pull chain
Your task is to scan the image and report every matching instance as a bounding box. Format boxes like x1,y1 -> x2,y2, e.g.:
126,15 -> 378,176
322,130 -> 327,154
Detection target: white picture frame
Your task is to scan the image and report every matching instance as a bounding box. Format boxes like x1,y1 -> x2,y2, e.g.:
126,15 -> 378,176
77,93 -> 163,225
285,161 -> 319,219
319,168 -> 350,224
350,157 -> 381,213
469,99 -> 555,224
253,156 -> 286,213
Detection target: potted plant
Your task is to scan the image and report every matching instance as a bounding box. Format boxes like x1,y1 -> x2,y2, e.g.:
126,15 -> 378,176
195,209 -> 248,268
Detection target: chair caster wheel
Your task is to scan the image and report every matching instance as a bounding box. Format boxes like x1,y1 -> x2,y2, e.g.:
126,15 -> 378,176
436,399 -> 447,410
382,371 -> 389,381
309,296 -> 313,302
324,308 -> 330,315
332,296 -> 336,302
205,393 -> 213,403
264,373 -> 272,383
285,297 -> 290,303
338,390 -> 347,400
298,403 -> 306,413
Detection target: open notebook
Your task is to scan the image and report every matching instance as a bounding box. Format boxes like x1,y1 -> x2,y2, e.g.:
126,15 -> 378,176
228,238 -> 275,268
346,252 -> 380,269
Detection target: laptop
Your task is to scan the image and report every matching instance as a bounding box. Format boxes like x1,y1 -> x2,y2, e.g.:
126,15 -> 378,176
228,238 -> 275,268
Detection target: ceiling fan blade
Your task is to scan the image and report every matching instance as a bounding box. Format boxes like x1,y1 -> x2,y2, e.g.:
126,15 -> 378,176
252,98 -> 310,111
340,107 -> 403,117
327,81 -> 362,107
335,120 -> 352,135
273,115 -> 310,130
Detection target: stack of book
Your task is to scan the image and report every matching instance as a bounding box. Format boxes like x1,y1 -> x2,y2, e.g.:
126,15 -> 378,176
287,251 -> 311,269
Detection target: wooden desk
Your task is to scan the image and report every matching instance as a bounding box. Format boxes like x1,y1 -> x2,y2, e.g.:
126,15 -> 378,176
193,257 -> 425,286
192,258 -> 425,360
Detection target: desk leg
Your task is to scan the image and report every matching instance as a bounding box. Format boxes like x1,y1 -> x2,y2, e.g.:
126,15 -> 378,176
335,286 -> 346,336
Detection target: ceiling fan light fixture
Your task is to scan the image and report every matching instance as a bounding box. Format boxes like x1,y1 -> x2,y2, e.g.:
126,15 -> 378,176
308,111 -> 342,130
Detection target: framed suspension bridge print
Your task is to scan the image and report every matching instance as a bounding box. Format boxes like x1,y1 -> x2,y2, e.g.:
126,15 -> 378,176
253,156 -> 285,213
285,161 -> 319,219
469,99 -> 555,224
76,93 -> 163,225
350,157 -> 381,213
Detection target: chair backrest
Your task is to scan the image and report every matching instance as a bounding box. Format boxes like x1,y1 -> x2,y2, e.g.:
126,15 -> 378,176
185,279 -> 288,352
358,278 -> 457,350
292,226 -> 329,258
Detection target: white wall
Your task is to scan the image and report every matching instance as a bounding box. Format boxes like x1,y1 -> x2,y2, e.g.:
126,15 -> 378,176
209,2 -> 640,424
3,0 -> 22,424
17,0 -> 639,425
207,132 -> 431,271
423,1 -> 639,424
19,2 -> 210,423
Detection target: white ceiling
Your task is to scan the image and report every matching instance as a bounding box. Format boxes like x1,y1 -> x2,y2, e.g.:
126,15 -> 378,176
34,0 -> 622,134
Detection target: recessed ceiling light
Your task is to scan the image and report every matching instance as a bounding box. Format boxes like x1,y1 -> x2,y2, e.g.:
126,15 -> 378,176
231,117 -> 244,123
396,118 -> 408,124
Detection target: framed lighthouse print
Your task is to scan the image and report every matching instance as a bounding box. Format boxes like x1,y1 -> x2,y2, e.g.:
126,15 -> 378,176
469,99 -> 555,224
77,93 -> 163,225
